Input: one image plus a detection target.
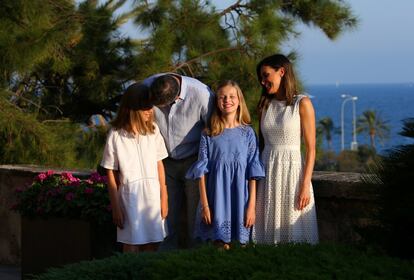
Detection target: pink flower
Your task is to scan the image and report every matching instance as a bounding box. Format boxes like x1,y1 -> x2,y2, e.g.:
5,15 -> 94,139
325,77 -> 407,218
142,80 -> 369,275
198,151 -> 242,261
61,172 -> 80,182
36,170 -> 55,182
36,173 -> 47,182
84,187 -> 94,194
65,192 -> 75,201
61,172 -> 81,186
85,179 -> 94,185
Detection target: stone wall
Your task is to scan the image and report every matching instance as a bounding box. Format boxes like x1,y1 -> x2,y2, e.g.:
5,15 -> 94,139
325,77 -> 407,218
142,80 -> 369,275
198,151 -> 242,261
0,165 -> 380,265
312,171 -> 380,243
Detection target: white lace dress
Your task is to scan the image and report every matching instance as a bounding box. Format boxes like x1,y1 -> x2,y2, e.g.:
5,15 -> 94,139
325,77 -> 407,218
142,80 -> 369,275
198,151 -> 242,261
253,95 -> 319,244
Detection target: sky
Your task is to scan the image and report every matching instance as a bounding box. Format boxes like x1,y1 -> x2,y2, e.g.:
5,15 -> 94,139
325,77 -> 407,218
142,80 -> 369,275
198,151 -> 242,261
120,0 -> 414,85
284,0 -> 414,85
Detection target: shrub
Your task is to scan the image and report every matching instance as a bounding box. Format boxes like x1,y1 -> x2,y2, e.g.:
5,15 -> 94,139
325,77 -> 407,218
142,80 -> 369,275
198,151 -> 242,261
363,118 -> 414,259
13,171 -> 111,226
32,244 -> 414,280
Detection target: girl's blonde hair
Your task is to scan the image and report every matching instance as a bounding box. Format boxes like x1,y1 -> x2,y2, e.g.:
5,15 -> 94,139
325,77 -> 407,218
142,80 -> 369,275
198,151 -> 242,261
207,80 -> 251,137
111,84 -> 155,135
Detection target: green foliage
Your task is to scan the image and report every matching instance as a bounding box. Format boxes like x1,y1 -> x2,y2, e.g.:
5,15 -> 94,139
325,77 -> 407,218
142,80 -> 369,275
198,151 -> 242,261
13,171 -> 111,226
336,150 -> 361,172
3,0 -> 137,122
362,118 -> 414,259
315,150 -> 337,171
0,93 -> 77,166
281,0 -> 358,39
315,114 -> 382,172
75,127 -> 108,169
1,0 -> 358,167
33,244 -> 414,279
317,117 -> 334,150
0,90 -> 107,169
315,144 -> 378,172
0,0 -> 79,84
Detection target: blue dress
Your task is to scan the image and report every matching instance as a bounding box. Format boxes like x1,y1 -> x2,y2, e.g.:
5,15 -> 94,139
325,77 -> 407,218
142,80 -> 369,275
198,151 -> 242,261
186,125 -> 265,244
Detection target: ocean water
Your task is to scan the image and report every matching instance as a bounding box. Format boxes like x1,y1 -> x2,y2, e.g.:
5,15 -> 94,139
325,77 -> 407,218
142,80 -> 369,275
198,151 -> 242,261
305,83 -> 414,154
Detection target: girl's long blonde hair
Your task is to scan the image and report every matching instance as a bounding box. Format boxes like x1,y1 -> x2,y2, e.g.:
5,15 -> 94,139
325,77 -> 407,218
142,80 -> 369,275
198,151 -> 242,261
207,80 -> 251,137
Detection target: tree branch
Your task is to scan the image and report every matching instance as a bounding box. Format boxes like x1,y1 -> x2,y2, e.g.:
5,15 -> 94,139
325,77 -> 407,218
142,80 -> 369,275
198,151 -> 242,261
171,46 -> 244,73
217,1 -> 245,17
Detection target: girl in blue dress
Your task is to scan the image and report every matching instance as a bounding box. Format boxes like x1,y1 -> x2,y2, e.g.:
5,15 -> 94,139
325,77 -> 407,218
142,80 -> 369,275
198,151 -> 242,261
186,80 -> 265,248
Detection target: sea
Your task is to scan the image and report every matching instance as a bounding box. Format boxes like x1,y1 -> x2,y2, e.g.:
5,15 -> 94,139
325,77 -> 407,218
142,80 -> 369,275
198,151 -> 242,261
305,83 -> 414,155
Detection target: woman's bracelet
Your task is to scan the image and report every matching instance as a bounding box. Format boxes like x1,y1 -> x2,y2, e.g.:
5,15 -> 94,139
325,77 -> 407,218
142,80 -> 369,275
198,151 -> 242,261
201,205 -> 209,210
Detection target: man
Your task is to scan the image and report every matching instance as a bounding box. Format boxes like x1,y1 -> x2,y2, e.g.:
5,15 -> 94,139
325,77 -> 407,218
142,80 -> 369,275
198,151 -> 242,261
143,73 -> 214,249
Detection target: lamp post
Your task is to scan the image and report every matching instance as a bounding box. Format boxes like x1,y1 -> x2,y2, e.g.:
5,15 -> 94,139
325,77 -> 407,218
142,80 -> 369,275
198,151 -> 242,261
341,94 -> 358,151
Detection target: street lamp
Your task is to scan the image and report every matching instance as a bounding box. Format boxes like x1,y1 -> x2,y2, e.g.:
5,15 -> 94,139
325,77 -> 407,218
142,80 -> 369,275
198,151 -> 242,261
341,94 -> 358,151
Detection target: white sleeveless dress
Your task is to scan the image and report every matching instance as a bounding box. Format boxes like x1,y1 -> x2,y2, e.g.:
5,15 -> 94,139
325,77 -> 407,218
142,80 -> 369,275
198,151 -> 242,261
253,95 -> 319,244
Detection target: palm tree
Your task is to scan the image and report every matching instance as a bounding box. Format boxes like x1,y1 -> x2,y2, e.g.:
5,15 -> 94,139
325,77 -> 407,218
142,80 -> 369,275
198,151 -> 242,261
318,117 -> 334,150
357,110 -> 390,149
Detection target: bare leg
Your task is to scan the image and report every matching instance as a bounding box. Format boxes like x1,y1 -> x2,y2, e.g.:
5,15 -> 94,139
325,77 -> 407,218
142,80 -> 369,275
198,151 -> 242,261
138,242 -> 160,252
123,244 -> 137,253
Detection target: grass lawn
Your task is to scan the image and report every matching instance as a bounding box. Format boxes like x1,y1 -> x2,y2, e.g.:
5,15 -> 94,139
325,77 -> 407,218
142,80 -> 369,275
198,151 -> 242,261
32,243 -> 414,280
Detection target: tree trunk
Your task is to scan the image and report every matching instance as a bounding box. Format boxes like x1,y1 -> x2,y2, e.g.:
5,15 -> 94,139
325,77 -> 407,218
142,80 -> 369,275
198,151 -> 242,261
370,133 -> 376,149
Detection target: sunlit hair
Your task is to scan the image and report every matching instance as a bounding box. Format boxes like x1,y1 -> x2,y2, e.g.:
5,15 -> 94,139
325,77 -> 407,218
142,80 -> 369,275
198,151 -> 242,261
111,90 -> 155,135
256,54 -> 299,117
207,80 -> 251,137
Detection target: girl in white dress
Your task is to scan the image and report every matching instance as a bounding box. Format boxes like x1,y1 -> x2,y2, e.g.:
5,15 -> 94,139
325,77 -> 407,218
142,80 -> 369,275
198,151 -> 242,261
253,54 -> 319,244
101,83 -> 169,253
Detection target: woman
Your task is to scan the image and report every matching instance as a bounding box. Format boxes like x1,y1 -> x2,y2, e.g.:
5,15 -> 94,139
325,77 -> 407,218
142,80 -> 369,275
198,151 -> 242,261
253,54 -> 319,244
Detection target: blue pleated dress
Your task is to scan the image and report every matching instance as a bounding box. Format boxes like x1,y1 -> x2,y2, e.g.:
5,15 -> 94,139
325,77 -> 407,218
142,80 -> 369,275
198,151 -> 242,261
186,125 -> 265,244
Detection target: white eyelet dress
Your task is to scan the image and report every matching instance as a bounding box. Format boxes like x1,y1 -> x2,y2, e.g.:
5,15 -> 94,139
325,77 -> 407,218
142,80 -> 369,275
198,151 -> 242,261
101,124 -> 168,245
253,95 -> 319,244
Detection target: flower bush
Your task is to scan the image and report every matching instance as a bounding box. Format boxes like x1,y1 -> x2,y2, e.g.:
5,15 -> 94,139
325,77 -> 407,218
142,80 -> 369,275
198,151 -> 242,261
13,171 -> 111,225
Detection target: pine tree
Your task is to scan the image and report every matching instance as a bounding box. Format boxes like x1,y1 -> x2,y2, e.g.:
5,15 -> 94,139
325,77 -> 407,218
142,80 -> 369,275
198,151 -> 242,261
0,0 -> 358,167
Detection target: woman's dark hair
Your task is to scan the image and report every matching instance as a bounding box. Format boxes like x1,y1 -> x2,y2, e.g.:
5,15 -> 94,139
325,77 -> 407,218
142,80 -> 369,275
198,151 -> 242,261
256,54 -> 299,117
149,74 -> 180,106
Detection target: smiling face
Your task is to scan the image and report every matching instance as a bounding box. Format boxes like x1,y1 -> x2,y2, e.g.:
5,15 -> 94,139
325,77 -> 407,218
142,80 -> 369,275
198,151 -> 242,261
217,85 -> 240,117
259,65 -> 285,95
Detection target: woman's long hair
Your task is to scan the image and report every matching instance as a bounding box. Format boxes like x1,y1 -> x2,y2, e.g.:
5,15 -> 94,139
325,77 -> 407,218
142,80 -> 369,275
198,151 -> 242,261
256,54 -> 299,118
207,80 -> 251,137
